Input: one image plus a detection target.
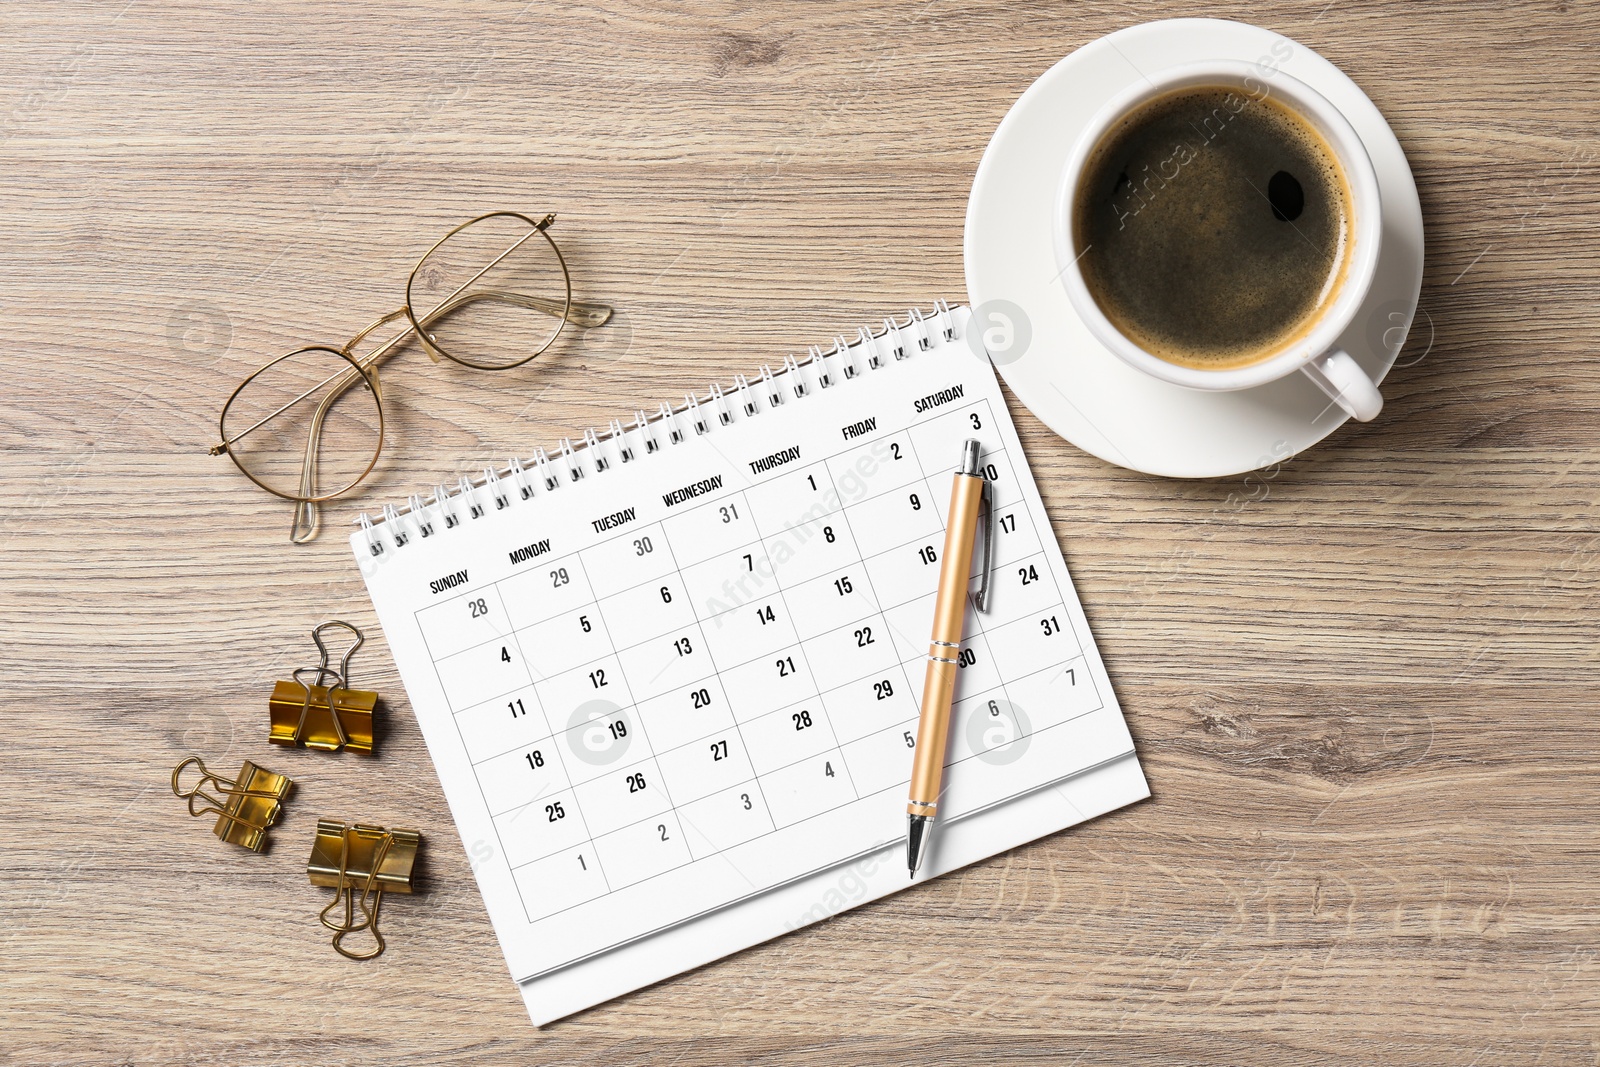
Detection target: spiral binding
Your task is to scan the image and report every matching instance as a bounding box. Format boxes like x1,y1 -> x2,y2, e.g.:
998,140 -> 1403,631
357,301 -> 962,557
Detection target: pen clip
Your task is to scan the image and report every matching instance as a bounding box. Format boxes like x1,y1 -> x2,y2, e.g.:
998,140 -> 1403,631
974,476 -> 993,613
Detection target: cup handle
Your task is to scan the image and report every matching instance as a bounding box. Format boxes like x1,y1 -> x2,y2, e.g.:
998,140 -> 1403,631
1300,347 -> 1383,422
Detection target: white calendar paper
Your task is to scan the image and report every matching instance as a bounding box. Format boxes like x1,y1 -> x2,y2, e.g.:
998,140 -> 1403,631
352,305 -> 1146,1024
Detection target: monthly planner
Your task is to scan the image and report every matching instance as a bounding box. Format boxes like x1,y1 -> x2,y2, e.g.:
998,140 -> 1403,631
351,303 -> 1146,1024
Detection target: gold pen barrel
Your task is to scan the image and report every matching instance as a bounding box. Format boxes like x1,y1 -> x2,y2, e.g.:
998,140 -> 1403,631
906,468 -> 986,814
908,658 -> 958,813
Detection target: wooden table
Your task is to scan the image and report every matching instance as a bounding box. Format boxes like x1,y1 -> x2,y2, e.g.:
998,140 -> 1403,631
5,1 -> 1597,1062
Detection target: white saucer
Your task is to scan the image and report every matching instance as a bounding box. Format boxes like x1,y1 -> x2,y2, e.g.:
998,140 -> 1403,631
964,18 -> 1424,478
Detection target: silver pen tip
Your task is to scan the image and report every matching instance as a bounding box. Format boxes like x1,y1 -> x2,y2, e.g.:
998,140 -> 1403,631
906,813 -> 933,876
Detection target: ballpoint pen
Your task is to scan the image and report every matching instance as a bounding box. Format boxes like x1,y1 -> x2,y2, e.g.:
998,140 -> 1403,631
907,438 -> 993,878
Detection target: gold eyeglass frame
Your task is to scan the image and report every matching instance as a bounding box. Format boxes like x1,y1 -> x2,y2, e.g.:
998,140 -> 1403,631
208,211 -> 613,543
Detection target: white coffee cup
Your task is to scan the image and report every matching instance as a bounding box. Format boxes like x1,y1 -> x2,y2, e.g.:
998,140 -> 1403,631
1053,59 -> 1384,421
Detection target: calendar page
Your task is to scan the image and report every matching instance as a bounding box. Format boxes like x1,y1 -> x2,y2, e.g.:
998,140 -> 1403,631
352,306 -> 1139,990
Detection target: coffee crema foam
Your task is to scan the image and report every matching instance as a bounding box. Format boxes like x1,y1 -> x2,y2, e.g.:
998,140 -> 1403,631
1074,86 -> 1354,370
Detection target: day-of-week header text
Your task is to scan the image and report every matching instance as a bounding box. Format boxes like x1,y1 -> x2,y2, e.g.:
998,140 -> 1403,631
749,445 -> 801,475
913,384 -> 965,413
592,507 -> 637,533
841,416 -> 877,440
509,538 -> 552,566
663,474 -> 724,508
430,569 -> 469,595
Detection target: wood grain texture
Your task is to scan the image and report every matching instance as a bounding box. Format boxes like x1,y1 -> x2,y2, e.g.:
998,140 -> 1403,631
3,0 -> 1598,1063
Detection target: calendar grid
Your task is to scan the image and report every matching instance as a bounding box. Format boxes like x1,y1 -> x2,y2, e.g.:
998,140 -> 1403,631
422,466 -> 1074,899
376,321 -> 1138,967
421,427 -> 1075,882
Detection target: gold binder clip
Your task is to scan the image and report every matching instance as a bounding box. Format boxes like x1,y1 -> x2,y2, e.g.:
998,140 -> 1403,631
171,755 -> 294,852
307,819 -> 421,960
269,621 -> 379,754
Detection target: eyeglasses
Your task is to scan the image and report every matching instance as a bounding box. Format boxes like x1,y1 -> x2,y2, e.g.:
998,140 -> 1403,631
209,211 -> 613,543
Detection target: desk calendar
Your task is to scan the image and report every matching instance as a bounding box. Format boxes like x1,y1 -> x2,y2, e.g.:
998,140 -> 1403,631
352,303 -> 1147,1024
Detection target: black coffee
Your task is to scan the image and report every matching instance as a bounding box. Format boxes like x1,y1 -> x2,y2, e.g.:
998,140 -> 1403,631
1074,86 -> 1353,369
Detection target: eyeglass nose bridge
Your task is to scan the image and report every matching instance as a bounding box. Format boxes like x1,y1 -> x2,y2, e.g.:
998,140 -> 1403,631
343,308 -> 412,358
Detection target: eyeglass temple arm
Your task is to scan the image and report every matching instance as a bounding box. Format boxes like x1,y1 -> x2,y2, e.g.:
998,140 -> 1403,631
487,290 -> 613,329
409,291 -> 613,341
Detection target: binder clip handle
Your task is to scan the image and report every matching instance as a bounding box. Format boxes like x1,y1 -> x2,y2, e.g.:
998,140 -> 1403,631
171,756 -> 276,833
319,883 -> 388,961
274,621 -> 372,752
312,620 -> 364,686
316,827 -> 394,961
